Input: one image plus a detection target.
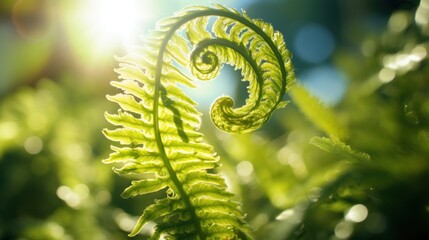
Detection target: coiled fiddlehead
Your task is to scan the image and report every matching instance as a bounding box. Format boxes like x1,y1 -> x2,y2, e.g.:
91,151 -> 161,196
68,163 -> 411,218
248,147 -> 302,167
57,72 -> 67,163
187,8 -> 295,133
103,4 -> 295,239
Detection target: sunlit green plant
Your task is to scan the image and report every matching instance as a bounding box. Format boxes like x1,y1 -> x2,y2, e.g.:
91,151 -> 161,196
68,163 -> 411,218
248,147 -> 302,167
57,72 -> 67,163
103,4 -> 296,239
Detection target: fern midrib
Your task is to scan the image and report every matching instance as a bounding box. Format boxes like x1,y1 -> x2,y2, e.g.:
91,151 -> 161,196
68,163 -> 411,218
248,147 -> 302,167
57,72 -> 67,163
152,8 -> 288,238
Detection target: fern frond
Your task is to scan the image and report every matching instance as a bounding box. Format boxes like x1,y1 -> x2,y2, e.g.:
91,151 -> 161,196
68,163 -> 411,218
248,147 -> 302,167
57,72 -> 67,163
103,4 -> 295,239
290,83 -> 347,139
310,136 -> 370,162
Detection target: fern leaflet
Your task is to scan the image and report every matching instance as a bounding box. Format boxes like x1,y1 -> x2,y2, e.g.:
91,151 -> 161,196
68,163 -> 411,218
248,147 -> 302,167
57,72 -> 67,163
103,4 -> 295,239
310,136 -> 370,162
289,83 -> 347,139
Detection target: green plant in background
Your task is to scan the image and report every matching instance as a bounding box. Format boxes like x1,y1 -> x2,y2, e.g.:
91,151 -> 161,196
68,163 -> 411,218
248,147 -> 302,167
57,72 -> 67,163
0,79 -> 117,239
103,5 -> 295,239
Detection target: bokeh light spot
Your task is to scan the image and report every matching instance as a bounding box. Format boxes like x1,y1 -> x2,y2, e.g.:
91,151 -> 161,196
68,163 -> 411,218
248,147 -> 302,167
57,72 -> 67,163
236,161 -> 254,177
277,145 -> 308,178
75,184 -> 90,199
335,220 -> 354,239
57,185 -> 73,203
416,0 -> 429,27
378,68 -> 396,83
388,11 -> 410,33
277,146 -> 294,165
46,222 -> 65,238
56,184 -> 88,208
65,143 -> 84,161
345,204 -> 368,223
114,210 -> 138,232
12,0 -> 55,40
0,121 -> 19,140
411,45 -> 427,60
294,23 -> 335,64
24,136 -> 43,154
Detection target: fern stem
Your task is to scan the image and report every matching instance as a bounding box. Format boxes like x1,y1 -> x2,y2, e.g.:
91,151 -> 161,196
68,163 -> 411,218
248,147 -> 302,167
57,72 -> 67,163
153,22 -> 206,240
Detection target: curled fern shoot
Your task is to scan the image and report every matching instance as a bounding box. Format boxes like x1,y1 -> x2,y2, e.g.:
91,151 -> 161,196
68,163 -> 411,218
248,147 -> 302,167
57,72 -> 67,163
103,4 -> 295,239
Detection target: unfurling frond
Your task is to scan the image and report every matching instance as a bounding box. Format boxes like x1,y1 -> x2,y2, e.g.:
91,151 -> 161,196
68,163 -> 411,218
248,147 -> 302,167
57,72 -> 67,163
103,4 -> 295,239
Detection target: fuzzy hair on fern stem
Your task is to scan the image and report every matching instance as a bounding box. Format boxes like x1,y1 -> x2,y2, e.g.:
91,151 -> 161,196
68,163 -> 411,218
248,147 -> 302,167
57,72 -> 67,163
103,4 -> 295,239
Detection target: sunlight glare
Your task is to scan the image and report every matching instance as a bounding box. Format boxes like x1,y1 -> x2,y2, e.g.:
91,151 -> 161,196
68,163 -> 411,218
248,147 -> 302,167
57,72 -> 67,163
82,0 -> 151,47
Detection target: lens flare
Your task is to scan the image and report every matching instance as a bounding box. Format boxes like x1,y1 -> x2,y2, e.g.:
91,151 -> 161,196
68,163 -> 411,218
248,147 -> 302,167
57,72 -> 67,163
12,0 -> 56,40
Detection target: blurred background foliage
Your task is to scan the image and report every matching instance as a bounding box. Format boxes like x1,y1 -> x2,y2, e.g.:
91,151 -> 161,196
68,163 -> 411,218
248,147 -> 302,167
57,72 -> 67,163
0,0 -> 428,239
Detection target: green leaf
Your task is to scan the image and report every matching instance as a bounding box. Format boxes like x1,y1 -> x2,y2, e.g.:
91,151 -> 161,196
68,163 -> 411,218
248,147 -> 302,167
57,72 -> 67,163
121,177 -> 170,198
310,136 -> 371,162
129,198 -> 184,237
290,83 -> 348,139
